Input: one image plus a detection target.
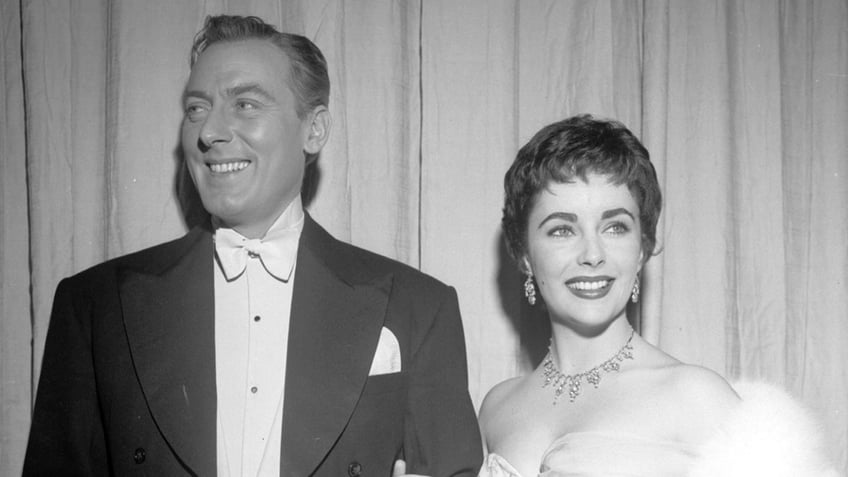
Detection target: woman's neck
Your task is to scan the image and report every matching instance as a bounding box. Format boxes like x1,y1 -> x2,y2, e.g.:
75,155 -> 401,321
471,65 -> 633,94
547,317 -> 634,374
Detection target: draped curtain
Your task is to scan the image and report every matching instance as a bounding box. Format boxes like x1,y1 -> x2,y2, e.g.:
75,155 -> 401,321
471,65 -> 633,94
2,0 -> 846,474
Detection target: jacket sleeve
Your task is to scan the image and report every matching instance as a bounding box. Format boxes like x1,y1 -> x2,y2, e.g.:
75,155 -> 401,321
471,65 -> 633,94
23,277 -> 110,476
402,285 -> 484,476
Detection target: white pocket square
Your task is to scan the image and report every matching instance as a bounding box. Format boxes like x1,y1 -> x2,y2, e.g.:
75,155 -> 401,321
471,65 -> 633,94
369,327 -> 402,376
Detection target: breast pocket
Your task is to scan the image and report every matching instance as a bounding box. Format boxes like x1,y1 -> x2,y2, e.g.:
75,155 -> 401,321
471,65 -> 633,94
361,371 -> 408,397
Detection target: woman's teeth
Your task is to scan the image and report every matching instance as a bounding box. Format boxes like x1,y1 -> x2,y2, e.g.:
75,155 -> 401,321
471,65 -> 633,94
568,280 -> 610,290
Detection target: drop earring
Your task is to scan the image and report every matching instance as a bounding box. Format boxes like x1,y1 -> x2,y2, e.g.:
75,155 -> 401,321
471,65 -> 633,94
524,274 -> 537,306
631,275 -> 640,303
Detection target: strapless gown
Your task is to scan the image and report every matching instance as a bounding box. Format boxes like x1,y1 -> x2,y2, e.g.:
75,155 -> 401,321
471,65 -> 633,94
478,382 -> 839,477
479,431 -> 697,477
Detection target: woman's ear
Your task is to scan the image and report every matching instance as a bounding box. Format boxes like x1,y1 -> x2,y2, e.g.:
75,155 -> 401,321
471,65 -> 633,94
303,106 -> 331,155
520,255 -> 533,276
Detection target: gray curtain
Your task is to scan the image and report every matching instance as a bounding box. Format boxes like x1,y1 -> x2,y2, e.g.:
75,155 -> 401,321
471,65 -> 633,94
2,1 -> 846,474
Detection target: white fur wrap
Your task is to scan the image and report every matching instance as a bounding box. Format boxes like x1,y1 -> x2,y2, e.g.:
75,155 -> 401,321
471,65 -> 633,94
689,381 -> 838,477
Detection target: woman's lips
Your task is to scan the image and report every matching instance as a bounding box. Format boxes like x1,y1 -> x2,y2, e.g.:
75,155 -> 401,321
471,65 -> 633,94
565,277 -> 614,299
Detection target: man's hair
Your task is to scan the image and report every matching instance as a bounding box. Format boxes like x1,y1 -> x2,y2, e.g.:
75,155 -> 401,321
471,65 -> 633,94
190,14 -> 330,120
502,114 -> 663,268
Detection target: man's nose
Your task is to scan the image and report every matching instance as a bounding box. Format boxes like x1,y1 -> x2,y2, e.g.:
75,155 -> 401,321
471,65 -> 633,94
578,234 -> 605,267
198,108 -> 232,151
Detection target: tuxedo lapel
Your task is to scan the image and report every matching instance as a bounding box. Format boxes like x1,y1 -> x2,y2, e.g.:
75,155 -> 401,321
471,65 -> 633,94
119,225 -> 217,476
281,216 -> 392,476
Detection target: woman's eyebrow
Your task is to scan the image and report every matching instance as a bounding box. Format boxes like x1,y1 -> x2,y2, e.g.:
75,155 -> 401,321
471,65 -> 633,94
538,212 -> 577,228
601,208 -> 635,220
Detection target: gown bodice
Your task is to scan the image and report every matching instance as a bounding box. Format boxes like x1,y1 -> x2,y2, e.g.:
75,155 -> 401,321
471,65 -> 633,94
479,431 -> 697,477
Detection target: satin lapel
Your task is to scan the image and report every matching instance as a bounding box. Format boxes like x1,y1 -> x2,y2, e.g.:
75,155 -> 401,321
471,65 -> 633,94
281,224 -> 391,476
119,227 -> 217,476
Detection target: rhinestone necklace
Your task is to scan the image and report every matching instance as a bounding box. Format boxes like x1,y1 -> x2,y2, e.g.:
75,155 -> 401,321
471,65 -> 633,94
541,329 -> 635,404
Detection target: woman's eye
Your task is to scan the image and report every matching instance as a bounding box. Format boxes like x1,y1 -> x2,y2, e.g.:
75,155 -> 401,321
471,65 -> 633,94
549,226 -> 575,237
605,222 -> 630,235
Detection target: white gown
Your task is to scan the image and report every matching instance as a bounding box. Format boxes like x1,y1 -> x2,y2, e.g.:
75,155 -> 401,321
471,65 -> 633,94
480,431 -> 695,477
478,382 -> 838,477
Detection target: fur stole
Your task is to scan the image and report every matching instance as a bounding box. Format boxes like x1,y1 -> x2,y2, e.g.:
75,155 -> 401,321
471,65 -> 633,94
689,381 -> 838,477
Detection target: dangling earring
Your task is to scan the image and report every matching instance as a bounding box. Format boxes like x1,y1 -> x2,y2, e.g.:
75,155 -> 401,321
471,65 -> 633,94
524,274 -> 537,306
631,275 -> 640,303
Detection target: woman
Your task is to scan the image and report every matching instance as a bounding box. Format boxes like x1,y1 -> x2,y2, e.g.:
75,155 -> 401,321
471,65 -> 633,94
478,115 -> 837,477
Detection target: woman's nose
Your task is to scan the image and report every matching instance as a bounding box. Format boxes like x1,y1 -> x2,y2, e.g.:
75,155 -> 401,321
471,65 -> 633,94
578,234 -> 605,267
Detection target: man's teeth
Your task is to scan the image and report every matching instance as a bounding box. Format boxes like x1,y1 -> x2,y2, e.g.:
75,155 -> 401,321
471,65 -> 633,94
209,161 -> 249,173
568,280 -> 610,290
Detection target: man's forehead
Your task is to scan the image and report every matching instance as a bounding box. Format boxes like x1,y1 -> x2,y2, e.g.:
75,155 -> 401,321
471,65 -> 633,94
195,38 -> 288,65
184,40 -> 290,96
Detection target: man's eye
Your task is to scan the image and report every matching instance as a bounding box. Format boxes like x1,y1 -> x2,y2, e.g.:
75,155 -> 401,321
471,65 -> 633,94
184,104 -> 207,120
236,100 -> 258,110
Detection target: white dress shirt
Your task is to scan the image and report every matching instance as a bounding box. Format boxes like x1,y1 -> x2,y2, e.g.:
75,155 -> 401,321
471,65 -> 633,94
213,197 -> 304,477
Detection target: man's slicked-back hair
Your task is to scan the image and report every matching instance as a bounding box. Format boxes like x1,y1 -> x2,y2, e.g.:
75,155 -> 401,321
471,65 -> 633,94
190,14 -> 330,120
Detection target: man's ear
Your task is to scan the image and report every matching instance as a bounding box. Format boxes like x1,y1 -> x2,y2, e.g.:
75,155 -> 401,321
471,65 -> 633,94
304,106 -> 331,155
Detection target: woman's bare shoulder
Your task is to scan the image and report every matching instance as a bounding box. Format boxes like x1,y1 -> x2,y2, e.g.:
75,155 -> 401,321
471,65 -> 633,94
666,363 -> 739,404
634,341 -> 739,408
655,363 -> 741,443
479,376 -> 525,425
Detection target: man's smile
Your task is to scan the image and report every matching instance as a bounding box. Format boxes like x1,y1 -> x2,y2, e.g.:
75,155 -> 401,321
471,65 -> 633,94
207,160 -> 250,174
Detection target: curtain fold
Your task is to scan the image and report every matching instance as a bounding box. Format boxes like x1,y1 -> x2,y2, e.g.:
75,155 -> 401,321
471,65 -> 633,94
3,0 -> 846,474
1,0 -> 31,471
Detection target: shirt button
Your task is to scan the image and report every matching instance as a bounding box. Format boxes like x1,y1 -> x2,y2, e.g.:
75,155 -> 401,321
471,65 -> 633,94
250,386 -> 258,394
254,315 -> 261,322
348,461 -> 362,477
133,447 -> 146,464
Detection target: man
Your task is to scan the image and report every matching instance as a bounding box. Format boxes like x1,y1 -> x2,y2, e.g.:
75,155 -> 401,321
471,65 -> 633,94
24,15 -> 482,476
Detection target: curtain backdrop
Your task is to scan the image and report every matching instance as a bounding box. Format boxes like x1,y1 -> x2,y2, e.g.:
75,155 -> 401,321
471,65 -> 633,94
2,0 -> 846,474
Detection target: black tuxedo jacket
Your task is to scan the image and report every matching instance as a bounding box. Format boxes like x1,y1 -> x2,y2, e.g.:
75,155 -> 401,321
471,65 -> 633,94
24,214 -> 482,476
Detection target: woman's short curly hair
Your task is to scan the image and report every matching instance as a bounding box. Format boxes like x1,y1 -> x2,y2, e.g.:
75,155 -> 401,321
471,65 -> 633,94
502,114 -> 662,268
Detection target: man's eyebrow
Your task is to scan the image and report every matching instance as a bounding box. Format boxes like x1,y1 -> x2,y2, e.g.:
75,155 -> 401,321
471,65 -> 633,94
225,83 -> 276,102
182,89 -> 212,103
181,83 -> 277,103
601,208 -> 635,220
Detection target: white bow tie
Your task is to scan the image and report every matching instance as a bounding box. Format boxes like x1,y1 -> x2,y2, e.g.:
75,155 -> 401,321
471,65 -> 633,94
214,226 -> 298,282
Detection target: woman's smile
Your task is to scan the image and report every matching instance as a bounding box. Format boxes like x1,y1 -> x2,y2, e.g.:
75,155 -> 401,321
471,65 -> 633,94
565,276 -> 614,299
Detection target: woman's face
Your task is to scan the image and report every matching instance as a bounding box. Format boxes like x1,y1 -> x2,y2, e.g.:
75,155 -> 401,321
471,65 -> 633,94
524,173 -> 643,332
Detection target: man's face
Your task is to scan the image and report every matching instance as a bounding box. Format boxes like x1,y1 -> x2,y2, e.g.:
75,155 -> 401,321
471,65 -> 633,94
181,39 -> 311,238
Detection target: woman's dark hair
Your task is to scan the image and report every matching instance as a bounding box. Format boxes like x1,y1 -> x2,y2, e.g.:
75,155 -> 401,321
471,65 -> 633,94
502,114 -> 662,267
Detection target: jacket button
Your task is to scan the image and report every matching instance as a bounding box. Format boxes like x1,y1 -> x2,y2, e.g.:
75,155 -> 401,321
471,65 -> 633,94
133,447 -> 146,464
347,461 -> 362,477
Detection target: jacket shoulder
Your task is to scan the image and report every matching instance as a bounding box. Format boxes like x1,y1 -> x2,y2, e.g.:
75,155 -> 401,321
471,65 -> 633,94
68,225 -> 210,283
303,215 -> 451,293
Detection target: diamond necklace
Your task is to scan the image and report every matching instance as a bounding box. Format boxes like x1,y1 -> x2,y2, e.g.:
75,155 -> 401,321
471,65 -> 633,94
541,328 -> 635,404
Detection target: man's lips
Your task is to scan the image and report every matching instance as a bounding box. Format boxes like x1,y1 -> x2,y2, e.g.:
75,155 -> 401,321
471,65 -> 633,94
207,159 -> 250,173
565,276 -> 614,299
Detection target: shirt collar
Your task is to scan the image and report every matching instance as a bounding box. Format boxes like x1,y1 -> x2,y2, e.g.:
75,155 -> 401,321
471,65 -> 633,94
212,197 -> 304,281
